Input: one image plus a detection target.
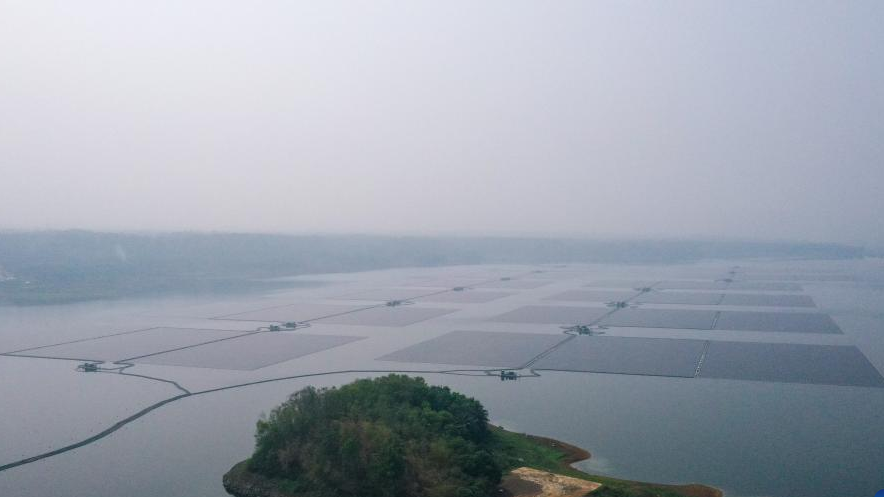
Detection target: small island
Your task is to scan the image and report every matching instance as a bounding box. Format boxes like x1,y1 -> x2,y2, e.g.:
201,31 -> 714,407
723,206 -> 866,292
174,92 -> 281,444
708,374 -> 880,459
223,375 -> 721,497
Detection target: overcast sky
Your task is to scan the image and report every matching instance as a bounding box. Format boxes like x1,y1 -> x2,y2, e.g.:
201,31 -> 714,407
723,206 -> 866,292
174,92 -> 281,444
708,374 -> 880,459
1,1 -> 882,244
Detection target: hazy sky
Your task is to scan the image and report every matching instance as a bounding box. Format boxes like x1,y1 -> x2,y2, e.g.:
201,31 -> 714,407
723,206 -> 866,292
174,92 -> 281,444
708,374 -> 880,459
1,1 -> 882,244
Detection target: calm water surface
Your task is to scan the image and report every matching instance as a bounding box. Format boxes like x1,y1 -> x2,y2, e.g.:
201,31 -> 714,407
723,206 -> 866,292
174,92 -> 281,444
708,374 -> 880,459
1,260 -> 882,497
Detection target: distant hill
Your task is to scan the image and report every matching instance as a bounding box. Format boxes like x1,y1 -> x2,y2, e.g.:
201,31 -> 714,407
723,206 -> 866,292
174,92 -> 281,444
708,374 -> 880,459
0,230 -> 864,305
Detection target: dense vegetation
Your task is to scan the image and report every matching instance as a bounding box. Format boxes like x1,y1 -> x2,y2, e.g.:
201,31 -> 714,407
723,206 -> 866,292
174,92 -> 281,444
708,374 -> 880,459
248,375 -> 501,497
0,230 -> 863,305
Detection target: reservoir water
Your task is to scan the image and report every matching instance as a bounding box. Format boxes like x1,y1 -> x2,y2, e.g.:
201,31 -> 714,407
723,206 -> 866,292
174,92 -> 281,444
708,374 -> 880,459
1,259 -> 882,497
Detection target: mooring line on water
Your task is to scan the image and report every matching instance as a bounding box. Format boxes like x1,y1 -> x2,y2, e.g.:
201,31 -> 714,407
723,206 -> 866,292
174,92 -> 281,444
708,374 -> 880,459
108,365 -> 192,395
0,393 -> 192,473
1,326 -> 160,356
0,367 -> 514,473
118,331 -> 260,362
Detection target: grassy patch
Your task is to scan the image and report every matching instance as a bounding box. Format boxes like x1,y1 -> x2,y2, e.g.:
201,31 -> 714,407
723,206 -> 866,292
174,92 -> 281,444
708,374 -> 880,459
489,426 -> 719,497
491,426 -> 582,476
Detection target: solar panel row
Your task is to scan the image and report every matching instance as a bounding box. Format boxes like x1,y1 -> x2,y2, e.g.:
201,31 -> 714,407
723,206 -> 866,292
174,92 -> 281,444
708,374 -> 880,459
549,290 -> 815,307
379,331 -> 884,388
492,306 -> 841,334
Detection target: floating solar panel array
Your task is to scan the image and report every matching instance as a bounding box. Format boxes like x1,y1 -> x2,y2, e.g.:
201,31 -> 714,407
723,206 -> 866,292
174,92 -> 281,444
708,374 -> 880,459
532,336 -> 706,377
718,293 -> 815,307
377,333 -> 884,387
491,305 -> 610,325
656,280 -> 804,291
215,303 -> 369,323
653,280 -> 731,290
378,330 -> 566,368
400,278 -> 488,289
698,342 -> 884,387
322,272 -> 883,388
474,279 -> 551,289
634,292 -> 723,305
545,290 -> 638,303
600,308 -> 719,330
584,280 -> 658,288
413,290 -> 514,304
213,298 -> 460,327
335,288 -> 430,301
728,281 -> 806,291
9,327 -> 250,362
491,306 -> 842,334
132,333 -> 364,371
312,305 -> 457,327
713,311 -> 841,334
739,274 -> 855,282
527,270 -> 595,280
550,290 -> 815,307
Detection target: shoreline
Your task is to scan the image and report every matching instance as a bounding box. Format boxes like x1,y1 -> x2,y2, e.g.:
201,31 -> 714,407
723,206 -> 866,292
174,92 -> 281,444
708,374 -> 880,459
225,428 -> 723,497
517,432 -> 723,497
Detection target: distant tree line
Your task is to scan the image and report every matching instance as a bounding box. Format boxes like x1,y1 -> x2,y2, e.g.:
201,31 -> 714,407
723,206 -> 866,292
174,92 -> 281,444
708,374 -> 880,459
0,230 -> 864,304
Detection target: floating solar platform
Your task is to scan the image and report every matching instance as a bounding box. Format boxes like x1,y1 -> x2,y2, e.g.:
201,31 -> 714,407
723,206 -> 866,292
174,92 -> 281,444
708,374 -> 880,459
532,336 -> 706,377
414,290 -> 514,304
599,308 -> 718,330
741,274 -> 854,282
655,280 -> 803,292
727,281 -> 804,291
490,305 -> 609,325
334,288 -> 430,302
528,270 -> 594,280
215,303 -> 368,323
9,327 -> 249,362
312,306 -> 457,327
400,278 -> 488,289
545,290 -> 638,303
475,279 -> 551,289
378,330 -> 566,368
719,293 -> 815,307
132,333 -> 364,370
655,281 -> 729,290
584,280 -> 658,289
714,311 -> 841,334
634,292 -> 723,305
699,341 -> 884,387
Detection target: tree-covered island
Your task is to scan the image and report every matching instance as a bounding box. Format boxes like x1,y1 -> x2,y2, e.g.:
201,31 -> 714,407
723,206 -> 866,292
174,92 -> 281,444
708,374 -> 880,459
224,375 -> 721,497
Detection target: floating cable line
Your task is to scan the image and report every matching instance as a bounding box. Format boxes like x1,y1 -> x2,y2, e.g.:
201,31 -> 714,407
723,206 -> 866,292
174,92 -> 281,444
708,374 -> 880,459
0,367 -> 512,474
520,284 -> 659,369
0,393 -> 191,473
118,332 -> 261,363
1,326 -> 160,356
70,359 -> 191,393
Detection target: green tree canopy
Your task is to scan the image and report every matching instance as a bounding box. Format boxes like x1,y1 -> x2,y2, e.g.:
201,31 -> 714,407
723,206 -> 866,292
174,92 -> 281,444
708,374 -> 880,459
249,375 -> 501,497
